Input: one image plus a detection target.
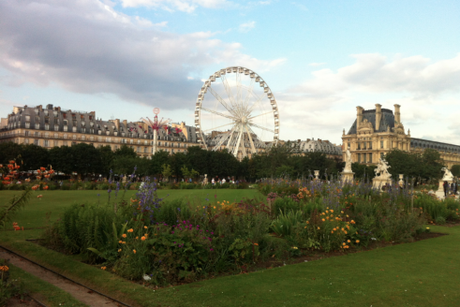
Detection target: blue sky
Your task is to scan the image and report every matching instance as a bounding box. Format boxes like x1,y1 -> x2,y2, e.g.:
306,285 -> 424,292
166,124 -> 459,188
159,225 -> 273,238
1,0 -> 459,145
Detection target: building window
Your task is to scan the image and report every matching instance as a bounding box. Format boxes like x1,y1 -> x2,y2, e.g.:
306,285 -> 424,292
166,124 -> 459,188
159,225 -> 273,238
25,123 -> 30,129
54,140 -> 58,147
64,126 -> 68,132
357,153 -> 361,163
64,134 -> 68,139
44,140 -> 49,147
25,116 -> 30,122
54,125 -> 59,131
34,139 -> 39,145
25,131 -> 29,136
380,153 -> 384,160
72,135 -> 77,140
45,132 -> 49,138
34,132 -> 40,137
363,153 -> 366,163
24,138 -> 29,144
380,141 -> 384,149
369,153 -> 372,163
81,135 -> 86,140
35,123 -> 40,129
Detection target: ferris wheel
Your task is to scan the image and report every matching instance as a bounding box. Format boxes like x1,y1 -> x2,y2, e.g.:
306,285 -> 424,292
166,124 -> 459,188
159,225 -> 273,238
194,66 -> 280,158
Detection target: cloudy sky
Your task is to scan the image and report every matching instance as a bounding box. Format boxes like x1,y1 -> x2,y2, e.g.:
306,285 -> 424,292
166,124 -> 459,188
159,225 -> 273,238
1,0 -> 459,145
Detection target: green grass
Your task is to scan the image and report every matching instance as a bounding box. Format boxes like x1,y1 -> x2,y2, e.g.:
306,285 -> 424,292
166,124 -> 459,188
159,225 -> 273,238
0,189 -> 263,228
6,265 -> 87,307
1,190 -> 460,306
1,226 -> 459,306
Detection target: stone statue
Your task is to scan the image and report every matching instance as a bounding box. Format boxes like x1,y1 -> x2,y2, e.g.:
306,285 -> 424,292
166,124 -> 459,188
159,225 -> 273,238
343,147 -> 353,173
202,174 -> 208,185
374,158 -> 391,180
441,167 -> 454,181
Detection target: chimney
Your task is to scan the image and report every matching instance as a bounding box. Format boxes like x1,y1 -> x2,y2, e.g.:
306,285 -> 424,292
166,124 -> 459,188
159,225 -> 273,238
375,104 -> 382,131
394,104 -> 401,124
356,106 -> 364,130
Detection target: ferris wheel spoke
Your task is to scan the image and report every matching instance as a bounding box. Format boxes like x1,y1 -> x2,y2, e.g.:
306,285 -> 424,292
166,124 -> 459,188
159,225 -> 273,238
201,107 -> 235,121
202,122 -> 234,133
235,71 -> 243,113
244,125 -> 257,154
248,111 -> 273,120
220,74 -> 237,109
249,122 -> 275,133
207,86 -> 234,115
232,126 -> 244,157
212,129 -> 233,151
243,78 -> 256,109
247,92 -> 266,114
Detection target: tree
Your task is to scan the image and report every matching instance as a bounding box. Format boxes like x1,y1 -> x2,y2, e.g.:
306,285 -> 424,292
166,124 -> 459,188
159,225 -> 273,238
0,142 -> 22,165
148,150 -> 170,177
114,145 -> 137,158
70,143 -> 103,177
98,145 -> 114,176
161,164 -> 172,182
451,165 -> 460,177
19,144 -> 49,171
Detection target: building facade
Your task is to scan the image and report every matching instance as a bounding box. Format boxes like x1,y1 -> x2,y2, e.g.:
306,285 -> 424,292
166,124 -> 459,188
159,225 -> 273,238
0,105 -> 200,157
342,104 -> 460,167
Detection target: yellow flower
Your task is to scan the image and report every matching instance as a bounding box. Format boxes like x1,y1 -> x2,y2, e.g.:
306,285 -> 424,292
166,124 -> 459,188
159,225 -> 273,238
118,240 -> 122,243
122,234 -> 127,238
133,249 -> 137,254
426,227 -> 430,230
330,209 -> 334,213
347,239 -> 351,243
118,249 -> 122,252
317,227 -> 320,230
136,236 -> 139,240
322,218 -> 325,222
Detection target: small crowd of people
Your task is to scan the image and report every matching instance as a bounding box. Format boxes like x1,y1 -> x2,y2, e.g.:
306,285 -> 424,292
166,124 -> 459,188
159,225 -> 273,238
442,181 -> 458,197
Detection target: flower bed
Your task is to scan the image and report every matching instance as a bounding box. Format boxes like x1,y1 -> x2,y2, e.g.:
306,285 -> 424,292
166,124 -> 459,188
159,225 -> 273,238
41,178 -> 460,286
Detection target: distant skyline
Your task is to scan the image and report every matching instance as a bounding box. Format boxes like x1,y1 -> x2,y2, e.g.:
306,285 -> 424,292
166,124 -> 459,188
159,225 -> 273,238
1,0 -> 459,145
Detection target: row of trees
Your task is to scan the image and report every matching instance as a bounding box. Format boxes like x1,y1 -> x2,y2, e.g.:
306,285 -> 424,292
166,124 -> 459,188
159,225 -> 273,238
0,141 -> 454,182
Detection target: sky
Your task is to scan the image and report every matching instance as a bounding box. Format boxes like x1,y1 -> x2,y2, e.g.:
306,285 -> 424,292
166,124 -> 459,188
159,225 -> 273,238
1,0 -> 460,146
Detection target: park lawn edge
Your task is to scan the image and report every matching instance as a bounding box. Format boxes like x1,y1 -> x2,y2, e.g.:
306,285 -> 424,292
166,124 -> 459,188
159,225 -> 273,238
6,264 -> 88,307
1,225 -> 460,307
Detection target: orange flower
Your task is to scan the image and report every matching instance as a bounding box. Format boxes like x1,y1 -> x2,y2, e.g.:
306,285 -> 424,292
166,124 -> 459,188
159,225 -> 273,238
133,249 -> 137,254
253,243 -> 259,246
43,186 -> 49,190
37,195 -> 43,198
356,240 -> 360,243
122,234 -> 127,238
141,236 -> 146,241
101,266 -> 107,270
127,228 -> 134,233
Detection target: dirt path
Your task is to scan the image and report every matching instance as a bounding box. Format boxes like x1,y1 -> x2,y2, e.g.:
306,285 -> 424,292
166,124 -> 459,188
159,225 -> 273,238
0,249 -> 122,307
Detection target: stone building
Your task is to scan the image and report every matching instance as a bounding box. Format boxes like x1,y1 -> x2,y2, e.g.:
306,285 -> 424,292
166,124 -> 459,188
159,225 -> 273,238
342,104 -> 460,167
0,105 -> 199,157
297,138 -> 342,159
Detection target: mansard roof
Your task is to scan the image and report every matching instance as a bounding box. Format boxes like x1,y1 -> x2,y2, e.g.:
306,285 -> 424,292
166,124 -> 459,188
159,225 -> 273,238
347,108 -> 395,135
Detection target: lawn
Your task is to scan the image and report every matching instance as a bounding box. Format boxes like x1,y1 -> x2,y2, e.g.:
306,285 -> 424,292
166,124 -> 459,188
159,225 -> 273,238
0,189 -> 263,228
1,189 -> 460,307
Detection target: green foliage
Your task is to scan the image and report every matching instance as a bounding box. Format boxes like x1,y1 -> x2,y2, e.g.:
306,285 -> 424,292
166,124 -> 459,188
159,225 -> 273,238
270,210 -> 303,237
0,260 -> 28,306
0,190 -> 32,228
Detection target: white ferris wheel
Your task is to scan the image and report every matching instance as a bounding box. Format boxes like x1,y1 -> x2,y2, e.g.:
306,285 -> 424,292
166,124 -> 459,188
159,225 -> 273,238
194,66 -> 280,159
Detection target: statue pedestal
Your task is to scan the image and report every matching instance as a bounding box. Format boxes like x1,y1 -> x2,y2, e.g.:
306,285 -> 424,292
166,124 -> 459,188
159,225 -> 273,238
341,172 -> 354,184
373,177 -> 392,191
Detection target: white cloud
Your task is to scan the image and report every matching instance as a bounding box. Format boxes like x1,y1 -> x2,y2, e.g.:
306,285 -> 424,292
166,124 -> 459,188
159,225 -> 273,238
276,53 -> 460,144
0,0 -> 283,111
239,21 -> 256,33
120,0 -> 231,12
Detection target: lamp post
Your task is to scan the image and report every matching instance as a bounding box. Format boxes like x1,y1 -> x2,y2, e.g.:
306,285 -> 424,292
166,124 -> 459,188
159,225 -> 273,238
152,108 -> 160,155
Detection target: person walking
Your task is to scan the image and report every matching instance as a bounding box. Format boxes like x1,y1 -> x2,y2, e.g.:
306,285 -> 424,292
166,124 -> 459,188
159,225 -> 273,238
443,181 -> 449,197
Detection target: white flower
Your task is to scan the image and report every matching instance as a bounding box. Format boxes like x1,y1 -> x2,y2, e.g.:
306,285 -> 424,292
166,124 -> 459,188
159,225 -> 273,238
143,274 -> 152,281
